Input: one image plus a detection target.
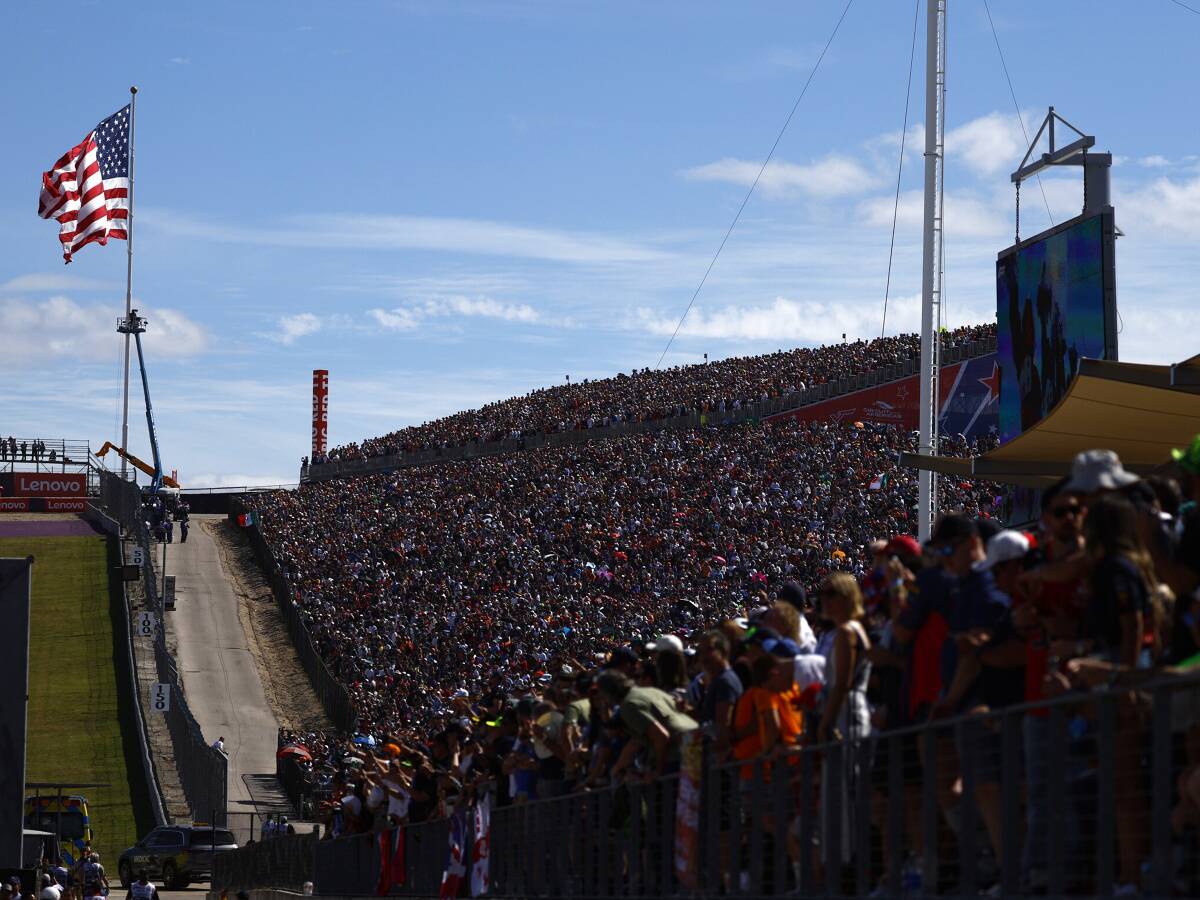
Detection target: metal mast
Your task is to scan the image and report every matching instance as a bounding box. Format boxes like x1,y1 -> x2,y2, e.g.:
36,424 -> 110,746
917,0 -> 947,542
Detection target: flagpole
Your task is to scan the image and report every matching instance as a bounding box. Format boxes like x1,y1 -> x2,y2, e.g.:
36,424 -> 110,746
119,86 -> 137,481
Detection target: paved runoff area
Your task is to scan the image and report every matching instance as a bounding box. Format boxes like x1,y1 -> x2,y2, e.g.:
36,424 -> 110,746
167,515 -> 282,812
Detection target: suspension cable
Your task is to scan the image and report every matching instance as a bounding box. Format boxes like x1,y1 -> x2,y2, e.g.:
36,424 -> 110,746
880,0 -> 921,341
982,0 -> 1054,228
653,0 -> 857,368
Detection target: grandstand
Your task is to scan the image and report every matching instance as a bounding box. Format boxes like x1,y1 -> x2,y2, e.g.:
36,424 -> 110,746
247,329 -> 1001,738
305,324 -> 996,481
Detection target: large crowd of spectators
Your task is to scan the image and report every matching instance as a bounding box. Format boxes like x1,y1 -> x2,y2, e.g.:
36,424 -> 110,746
312,324 -> 995,463
265,436 -> 1200,896
252,418 -> 998,736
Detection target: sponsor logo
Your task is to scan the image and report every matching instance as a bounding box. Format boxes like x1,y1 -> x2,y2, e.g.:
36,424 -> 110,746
16,473 -> 86,496
46,498 -> 87,512
0,497 -> 29,512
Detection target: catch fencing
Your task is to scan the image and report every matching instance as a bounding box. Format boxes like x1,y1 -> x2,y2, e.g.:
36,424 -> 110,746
100,471 -> 229,826
304,337 -> 998,483
214,668 -> 1200,898
228,502 -> 355,733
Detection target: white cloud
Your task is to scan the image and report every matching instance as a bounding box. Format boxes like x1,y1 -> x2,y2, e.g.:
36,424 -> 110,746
636,295 -> 920,345
369,308 -> 420,332
368,294 -> 542,332
143,209 -> 667,264
169,56 -> 191,65
267,312 -> 323,344
185,473 -> 297,489
438,296 -> 539,322
0,273 -> 111,293
1140,155 -> 1170,168
944,111 -> 1031,177
0,296 -> 207,366
1120,175 -> 1200,239
857,189 -> 1009,240
681,154 -> 879,198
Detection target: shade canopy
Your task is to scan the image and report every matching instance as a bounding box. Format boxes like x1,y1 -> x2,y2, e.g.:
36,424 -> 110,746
901,356 -> 1200,487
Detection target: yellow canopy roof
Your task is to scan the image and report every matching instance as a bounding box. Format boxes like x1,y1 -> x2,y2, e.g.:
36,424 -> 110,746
901,356 -> 1200,486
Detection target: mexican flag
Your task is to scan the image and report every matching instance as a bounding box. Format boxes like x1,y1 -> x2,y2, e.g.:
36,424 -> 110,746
868,474 -> 887,491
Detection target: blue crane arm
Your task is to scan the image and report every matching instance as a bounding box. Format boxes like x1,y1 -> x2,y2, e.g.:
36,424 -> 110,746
132,330 -> 164,493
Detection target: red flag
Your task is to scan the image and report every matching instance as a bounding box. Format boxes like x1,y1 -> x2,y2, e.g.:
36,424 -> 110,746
376,827 -> 406,895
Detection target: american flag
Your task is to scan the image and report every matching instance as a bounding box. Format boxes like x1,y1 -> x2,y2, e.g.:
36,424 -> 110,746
38,104 -> 131,263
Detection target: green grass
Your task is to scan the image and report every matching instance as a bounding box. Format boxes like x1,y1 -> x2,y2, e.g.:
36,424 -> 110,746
1,533 -> 153,863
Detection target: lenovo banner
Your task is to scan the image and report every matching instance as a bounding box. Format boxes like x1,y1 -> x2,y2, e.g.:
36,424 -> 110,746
0,497 -> 87,513
15,473 -> 86,496
312,369 -> 329,457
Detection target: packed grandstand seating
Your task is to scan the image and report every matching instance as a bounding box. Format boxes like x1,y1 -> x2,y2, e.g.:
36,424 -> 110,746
312,323 -> 996,462
253,419 -> 999,736
249,325 -> 1200,895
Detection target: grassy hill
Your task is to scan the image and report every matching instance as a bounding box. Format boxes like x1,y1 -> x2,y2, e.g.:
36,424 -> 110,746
2,528 -> 154,862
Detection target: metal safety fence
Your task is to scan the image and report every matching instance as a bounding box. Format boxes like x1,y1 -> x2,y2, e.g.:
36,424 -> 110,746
215,667 -> 1200,898
212,832 -> 318,892
228,502 -> 355,734
100,471 -> 229,826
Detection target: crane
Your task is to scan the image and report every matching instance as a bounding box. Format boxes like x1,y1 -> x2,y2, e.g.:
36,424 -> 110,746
95,442 -> 180,489
114,309 -> 169,493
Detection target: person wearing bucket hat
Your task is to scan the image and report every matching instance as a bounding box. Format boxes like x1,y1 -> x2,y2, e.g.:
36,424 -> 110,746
1063,448 -> 1139,495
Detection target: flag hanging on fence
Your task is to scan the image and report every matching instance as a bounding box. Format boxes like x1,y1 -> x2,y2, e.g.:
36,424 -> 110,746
38,104 -> 131,263
470,795 -> 491,897
376,826 -> 406,896
439,812 -> 466,899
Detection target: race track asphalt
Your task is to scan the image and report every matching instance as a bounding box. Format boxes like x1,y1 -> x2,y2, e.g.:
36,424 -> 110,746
166,514 -> 281,823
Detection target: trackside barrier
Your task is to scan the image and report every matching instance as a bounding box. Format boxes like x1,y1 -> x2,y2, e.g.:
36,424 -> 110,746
100,471 -> 229,826
211,832 -> 318,892
218,668 -> 1200,897
228,502 -> 355,734
303,337 -> 997,483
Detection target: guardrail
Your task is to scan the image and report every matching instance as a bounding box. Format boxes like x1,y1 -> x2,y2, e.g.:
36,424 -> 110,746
215,666 -> 1200,898
304,337 -> 997,483
212,832 -> 317,892
99,471 -> 229,826
227,503 -> 355,734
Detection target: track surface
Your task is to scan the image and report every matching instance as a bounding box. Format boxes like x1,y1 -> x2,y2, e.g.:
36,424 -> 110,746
168,514 -> 281,813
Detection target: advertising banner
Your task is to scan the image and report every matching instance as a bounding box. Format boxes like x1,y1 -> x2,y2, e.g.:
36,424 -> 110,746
312,369 -> 329,457
767,353 -> 999,442
0,497 -> 87,513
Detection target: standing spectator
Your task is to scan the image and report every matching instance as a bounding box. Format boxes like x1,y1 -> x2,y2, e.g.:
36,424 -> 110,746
38,875 -> 60,900
816,573 -> 872,869
179,519 -> 189,543
597,670 -> 698,776
123,872 -> 156,900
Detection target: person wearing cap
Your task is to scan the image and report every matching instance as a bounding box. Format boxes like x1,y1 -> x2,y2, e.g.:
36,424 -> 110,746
38,875 -> 60,900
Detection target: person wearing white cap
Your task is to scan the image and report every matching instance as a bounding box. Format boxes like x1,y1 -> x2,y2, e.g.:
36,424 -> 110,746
1063,448 -> 1139,496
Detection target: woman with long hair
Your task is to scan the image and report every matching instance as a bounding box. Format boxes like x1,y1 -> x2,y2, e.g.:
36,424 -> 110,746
816,572 -> 872,877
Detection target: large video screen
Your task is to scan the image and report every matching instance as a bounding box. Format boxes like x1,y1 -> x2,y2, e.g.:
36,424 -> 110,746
995,210 -> 1115,443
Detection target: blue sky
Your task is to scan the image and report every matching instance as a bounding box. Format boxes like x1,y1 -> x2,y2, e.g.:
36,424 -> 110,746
3,0 -> 1199,486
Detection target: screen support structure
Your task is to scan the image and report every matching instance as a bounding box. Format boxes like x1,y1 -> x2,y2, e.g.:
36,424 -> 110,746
918,0 -> 947,543
1011,107 -> 1112,229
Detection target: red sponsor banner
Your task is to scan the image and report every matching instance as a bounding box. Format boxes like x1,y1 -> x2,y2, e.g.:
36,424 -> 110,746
312,369 -> 329,457
0,497 -> 30,512
15,472 -> 86,497
0,497 -> 84,513
44,498 -> 87,512
767,361 -> 965,430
